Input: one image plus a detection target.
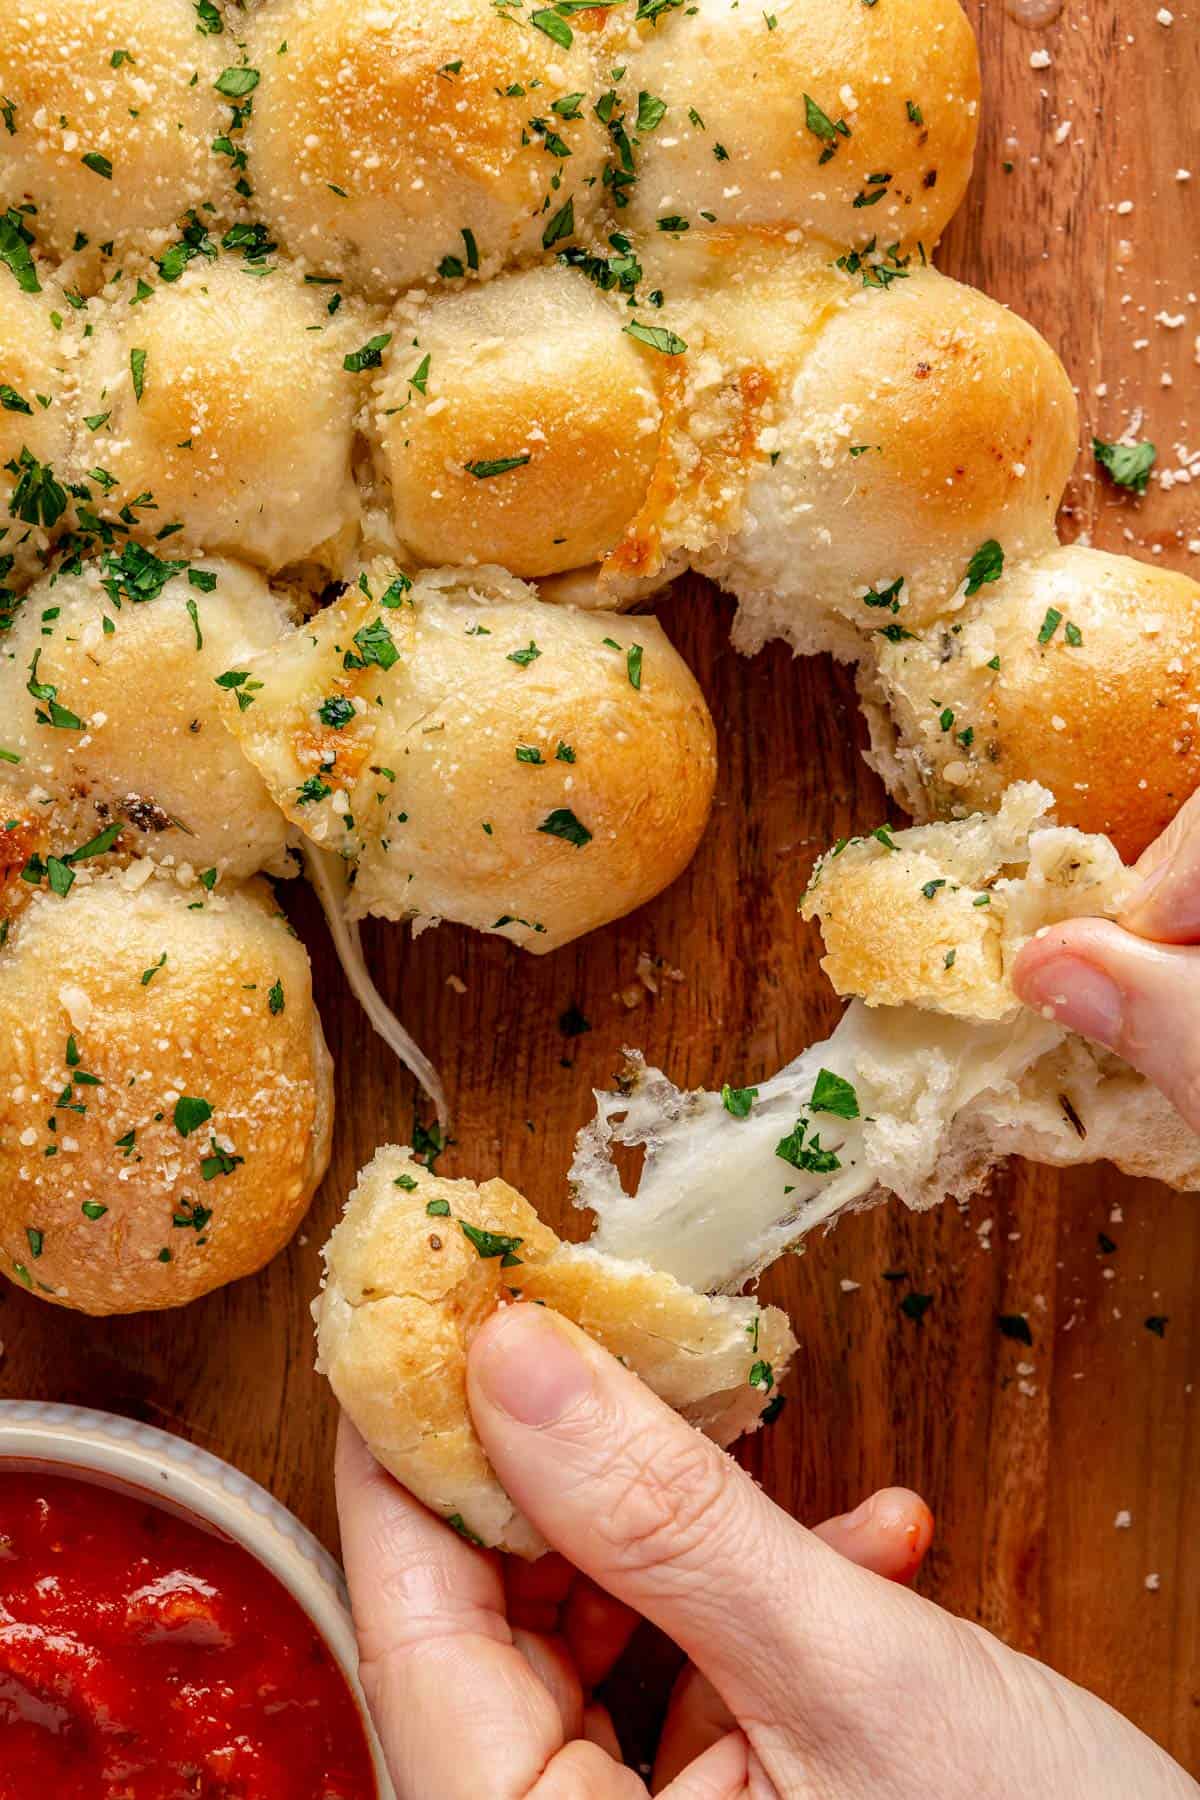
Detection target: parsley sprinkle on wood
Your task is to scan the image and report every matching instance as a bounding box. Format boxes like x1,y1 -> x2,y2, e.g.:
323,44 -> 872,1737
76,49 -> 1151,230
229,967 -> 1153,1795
1093,437 -> 1156,496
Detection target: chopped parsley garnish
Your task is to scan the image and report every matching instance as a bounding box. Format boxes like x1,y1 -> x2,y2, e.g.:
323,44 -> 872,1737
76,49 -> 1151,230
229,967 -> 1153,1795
350,617 -> 399,670
516,744 -> 544,765
81,151 -> 113,180
775,1118 -> 841,1174
538,807 -> 592,849
464,454 -> 531,479
507,641 -> 542,667
749,1359 -> 774,1392
721,1083 -> 758,1118
0,385 -> 31,415
803,93 -> 851,162
811,1069 -> 859,1119
195,0 -> 223,32
0,209 -> 40,294
626,643 -> 643,689
344,333 -> 392,373
268,980 -> 285,1015
27,650 -> 84,730
1037,607 -> 1063,645
319,695 -> 355,729
460,1221 -> 524,1265
130,347 -> 147,401
296,775 -> 332,806
624,319 -> 688,356
5,450 -> 67,527
173,1095 -> 213,1138
542,198 -> 575,249
215,66 -> 259,97
530,7 -> 573,48
964,539 -> 1004,597
200,1141 -> 243,1181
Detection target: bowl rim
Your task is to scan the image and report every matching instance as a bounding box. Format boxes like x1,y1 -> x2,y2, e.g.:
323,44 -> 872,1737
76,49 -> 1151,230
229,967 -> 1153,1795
0,1399 -> 394,1798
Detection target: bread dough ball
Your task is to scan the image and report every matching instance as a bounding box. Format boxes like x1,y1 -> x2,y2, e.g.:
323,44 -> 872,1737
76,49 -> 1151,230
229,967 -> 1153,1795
246,0 -> 608,295
316,1146 -> 796,1556
226,563 -> 717,951
623,0 -> 979,250
375,267 -> 661,577
0,869 -> 333,1314
76,259 -> 363,571
800,782 -> 1132,1022
866,548 -> 1200,862
0,555 -> 294,880
1,279 -> 75,556
0,0 -> 227,260
709,267 -> 1077,656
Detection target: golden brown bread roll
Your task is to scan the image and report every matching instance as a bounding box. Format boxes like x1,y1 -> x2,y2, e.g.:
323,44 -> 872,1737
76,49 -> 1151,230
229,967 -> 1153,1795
245,0 -> 609,295
0,0 -> 228,262
0,867 -> 332,1314
374,266 -> 662,579
225,563 -> 716,952
617,0 -> 979,252
861,548 -> 1200,862
0,554 -> 296,882
316,1147 -> 796,1556
74,260 -> 366,572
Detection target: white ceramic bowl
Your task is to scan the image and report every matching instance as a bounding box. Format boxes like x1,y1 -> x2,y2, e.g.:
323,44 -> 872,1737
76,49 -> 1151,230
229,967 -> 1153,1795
0,1399 -> 394,1798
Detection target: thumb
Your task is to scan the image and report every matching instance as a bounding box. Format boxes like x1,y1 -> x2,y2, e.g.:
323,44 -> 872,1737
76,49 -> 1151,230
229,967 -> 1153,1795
467,1304 -> 912,1749
1013,916 -> 1200,1128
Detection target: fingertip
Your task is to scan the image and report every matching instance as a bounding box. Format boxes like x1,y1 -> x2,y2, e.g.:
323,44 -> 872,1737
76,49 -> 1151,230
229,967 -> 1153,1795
1011,923 -> 1126,1047
810,1486 -> 934,1584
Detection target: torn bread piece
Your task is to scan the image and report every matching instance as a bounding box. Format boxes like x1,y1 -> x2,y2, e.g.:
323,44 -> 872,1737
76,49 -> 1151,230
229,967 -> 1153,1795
315,1147 -> 795,1558
570,785 -> 1200,1295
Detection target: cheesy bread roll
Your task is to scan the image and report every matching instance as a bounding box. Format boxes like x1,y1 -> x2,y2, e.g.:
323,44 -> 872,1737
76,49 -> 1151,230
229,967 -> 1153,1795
0,869 -> 332,1314
226,563 -> 717,951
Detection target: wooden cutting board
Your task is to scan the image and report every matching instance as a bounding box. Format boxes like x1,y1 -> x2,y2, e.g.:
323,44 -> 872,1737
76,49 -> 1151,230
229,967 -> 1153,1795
4,0 -> 1198,1771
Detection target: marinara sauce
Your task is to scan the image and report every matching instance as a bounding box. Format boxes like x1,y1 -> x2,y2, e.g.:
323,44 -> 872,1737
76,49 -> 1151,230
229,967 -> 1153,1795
0,1470 -> 377,1799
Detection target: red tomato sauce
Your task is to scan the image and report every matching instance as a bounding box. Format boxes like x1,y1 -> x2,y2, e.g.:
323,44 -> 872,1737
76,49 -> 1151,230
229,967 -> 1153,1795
0,1471 -> 376,1799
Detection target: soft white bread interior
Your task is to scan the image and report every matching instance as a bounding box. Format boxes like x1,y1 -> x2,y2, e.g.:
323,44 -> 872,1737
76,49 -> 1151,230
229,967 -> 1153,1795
316,1147 -> 796,1557
0,866 -> 333,1314
226,563 -> 717,952
571,787 -> 1200,1294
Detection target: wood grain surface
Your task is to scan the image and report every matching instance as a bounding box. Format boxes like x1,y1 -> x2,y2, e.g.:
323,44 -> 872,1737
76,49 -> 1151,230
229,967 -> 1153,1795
3,0 -> 1199,1774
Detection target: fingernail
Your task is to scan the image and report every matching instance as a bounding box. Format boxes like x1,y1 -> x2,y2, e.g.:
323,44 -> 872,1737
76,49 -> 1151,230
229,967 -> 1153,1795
1019,954 -> 1124,1046
839,1496 -> 877,1532
472,1307 -> 594,1428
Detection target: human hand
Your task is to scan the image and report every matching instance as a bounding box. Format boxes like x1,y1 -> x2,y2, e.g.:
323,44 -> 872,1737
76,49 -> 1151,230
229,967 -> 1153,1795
1014,787 -> 1200,1129
336,1307 -> 1196,1798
